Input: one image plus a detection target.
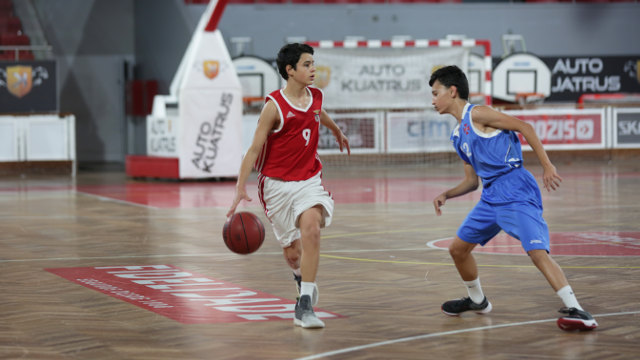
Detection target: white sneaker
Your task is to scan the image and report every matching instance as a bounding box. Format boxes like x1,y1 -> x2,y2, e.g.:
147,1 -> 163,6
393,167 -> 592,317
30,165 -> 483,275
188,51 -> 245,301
294,295 -> 325,329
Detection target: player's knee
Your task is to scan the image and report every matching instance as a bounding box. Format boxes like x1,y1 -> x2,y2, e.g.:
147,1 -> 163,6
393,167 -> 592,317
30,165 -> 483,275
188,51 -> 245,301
448,241 -> 471,260
284,247 -> 300,268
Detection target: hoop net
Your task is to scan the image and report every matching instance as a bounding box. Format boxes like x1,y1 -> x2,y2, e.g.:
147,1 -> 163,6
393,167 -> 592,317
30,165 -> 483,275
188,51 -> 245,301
516,92 -> 545,105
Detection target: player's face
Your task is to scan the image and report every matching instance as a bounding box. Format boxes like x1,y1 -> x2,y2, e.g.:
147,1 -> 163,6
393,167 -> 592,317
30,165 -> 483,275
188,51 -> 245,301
291,53 -> 315,85
431,80 -> 451,114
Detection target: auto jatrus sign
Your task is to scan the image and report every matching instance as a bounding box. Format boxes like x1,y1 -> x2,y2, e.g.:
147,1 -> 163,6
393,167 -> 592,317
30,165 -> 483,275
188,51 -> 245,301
505,108 -> 605,150
541,56 -> 640,103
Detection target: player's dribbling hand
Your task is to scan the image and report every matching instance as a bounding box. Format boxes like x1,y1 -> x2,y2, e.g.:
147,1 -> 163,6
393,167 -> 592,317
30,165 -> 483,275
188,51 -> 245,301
227,187 -> 252,218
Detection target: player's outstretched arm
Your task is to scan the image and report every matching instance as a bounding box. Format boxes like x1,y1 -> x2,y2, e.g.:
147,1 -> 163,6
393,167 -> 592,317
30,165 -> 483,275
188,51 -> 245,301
472,106 -> 563,192
227,101 -> 278,218
319,109 -> 350,155
434,162 -> 478,216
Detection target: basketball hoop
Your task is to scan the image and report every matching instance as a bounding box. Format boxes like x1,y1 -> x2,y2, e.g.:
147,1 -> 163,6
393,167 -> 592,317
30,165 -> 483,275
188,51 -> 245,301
242,96 -> 264,113
515,92 -> 545,105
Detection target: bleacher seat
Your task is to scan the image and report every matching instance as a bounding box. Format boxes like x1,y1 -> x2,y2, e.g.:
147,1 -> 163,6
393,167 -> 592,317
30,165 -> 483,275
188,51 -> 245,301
0,33 -> 29,46
0,50 -> 33,61
0,16 -> 21,33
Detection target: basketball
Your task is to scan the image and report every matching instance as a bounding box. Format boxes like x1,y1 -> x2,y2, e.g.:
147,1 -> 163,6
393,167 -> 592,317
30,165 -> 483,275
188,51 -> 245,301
222,212 -> 265,254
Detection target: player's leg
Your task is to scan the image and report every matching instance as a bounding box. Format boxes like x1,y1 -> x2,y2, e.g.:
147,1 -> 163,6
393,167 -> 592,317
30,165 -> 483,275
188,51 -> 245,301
292,205 -> 325,329
290,172 -> 334,329
258,175 -> 306,301
442,237 -> 492,316
501,202 -> 597,331
298,205 -> 323,283
282,240 -> 302,297
442,201 -> 498,316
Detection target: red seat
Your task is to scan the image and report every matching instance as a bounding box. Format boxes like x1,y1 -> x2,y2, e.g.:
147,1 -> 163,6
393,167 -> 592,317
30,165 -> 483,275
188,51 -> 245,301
0,50 -> 34,61
0,33 -> 30,46
0,16 -> 22,33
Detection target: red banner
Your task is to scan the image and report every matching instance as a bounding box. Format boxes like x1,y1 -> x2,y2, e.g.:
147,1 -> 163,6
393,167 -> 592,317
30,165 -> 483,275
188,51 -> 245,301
505,109 -> 605,149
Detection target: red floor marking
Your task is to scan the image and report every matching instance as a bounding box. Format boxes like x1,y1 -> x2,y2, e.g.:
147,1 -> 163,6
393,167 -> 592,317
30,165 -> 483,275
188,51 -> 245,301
431,232 -> 640,256
46,265 -> 343,324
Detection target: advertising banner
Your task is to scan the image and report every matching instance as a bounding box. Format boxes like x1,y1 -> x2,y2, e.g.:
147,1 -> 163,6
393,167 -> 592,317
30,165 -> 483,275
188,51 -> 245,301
318,112 -> 381,154
505,108 -> 605,150
177,30 -> 243,178
47,265 -> 342,324
0,60 -> 57,112
541,56 -> 640,103
147,115 -> 179,157
613,108 -> 640,148
313,47 -> 468,110
387,110 -> 458,153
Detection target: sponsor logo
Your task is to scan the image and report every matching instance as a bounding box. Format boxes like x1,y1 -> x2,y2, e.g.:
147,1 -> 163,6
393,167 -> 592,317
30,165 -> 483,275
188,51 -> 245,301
530,239 -> 543,244
314,109 -> 320,122
314,65 -> 331,89
514,114 -> 602,145
618,119 -> 640,136
286,111 -> 295,119
46,265 -> 343,324
203,60 -> 220,80
0,65 -> 49,98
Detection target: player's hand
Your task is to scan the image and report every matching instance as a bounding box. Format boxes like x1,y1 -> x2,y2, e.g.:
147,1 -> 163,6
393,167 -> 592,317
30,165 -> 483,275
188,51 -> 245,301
227,187 -> 252,218
542,164 -> 562,192
433,194 -> 447,216
335,130 -> 351,155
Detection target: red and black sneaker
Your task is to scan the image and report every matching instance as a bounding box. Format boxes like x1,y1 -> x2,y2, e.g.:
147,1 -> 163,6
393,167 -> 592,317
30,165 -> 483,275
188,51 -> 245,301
557,307 -> 598,331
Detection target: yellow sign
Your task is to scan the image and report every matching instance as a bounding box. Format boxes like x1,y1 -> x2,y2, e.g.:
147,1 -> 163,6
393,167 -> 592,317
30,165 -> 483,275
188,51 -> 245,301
7,65 -> 32,98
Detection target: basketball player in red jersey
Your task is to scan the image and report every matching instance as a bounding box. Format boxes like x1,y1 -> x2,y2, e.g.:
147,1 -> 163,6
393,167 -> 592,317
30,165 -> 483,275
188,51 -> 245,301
227,43 -> 350,329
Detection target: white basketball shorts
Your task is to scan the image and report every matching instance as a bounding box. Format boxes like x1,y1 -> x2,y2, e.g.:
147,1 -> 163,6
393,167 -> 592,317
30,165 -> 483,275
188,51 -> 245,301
259,171 -> 334,248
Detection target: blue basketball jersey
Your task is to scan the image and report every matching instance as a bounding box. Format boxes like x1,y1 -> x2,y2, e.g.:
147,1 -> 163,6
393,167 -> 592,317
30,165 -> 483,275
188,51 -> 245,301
451,104 -> 524,187
451,103 -> 549,251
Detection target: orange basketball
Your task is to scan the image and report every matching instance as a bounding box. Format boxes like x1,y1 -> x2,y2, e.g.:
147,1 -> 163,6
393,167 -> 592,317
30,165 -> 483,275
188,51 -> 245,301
222,212 -> 265,254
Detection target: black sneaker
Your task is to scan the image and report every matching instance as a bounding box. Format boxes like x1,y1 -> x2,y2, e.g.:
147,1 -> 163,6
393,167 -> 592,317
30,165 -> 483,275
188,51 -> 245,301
557,307 -> 598,331
442,296 -> 492,316
294,295 -> 325,329
293,273 -> 301,299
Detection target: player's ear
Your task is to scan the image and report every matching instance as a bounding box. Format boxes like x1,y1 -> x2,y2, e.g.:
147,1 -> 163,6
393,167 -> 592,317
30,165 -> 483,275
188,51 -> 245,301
449,85 -> 458,98
286,64 -> 294,77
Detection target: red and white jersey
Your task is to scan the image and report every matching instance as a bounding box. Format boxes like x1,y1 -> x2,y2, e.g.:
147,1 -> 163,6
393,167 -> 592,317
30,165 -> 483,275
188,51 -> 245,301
255,87 -> 323,181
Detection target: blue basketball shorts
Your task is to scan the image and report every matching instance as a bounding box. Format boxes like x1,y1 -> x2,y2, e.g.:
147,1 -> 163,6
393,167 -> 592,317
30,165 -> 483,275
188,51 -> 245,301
456,168 -> 550,253
457,200 -> 550,253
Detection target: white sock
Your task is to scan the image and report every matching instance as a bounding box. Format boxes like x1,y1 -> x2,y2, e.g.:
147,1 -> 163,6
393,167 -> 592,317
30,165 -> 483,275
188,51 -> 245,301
300,281 -> 316,298
464,278 -> 485,304
557,285 -> 583,310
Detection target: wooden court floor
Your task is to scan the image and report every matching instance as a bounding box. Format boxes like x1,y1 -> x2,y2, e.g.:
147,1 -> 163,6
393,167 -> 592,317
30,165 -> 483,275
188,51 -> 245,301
1,160 -> 639,359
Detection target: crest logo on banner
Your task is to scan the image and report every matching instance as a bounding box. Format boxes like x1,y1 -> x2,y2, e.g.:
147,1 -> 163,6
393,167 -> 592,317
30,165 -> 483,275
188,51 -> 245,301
203,60 -> 220,80
314,66 -> 331,89
0,65 -> 50,99
7,65 -> 33,98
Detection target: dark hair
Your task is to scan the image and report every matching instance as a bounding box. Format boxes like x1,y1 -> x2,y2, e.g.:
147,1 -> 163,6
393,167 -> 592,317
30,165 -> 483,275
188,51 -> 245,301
276,43 -> 314,80
428,65 -> 469,100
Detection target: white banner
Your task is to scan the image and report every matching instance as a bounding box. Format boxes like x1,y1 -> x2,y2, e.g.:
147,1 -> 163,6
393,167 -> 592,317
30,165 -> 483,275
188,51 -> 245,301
177,30 -> 243,178
387,110 -> 458,153
147,115 -> 178,157
313,47 -> 469,110
179,90 -> 242,177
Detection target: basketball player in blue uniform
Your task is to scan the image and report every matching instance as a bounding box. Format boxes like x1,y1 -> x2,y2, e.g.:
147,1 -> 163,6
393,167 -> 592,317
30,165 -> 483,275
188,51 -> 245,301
429,65 -> 597,331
